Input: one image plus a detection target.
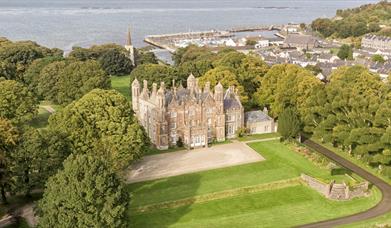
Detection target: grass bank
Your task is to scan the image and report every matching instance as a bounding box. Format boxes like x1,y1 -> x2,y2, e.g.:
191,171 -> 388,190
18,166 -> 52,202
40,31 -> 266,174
128,140 -> 381,227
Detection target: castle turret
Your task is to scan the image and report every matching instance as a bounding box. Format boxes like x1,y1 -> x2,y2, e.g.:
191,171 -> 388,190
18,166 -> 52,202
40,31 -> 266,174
204,81 -> 210,94
131,78 -> 140,114
125,27 -> 135,66
151,83 -> 158,101
187,73 -> 196,91
214,82 -> 225,142
157,82 -> 166,109
214,82 -> 224,103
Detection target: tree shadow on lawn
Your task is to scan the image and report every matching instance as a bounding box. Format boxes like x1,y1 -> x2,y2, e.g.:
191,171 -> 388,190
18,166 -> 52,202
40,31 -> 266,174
127,173 -> 202,228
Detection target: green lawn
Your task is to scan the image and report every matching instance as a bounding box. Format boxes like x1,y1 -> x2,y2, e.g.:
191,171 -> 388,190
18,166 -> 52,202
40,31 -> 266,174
29,106 -> 51,128
128,140 -> 380,227
111,75 -> 131,100
29,101 -> 63,128
131,185 -> 380,228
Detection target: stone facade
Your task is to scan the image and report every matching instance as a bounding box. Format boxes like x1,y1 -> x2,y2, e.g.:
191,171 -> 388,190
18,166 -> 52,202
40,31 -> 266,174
131,74 -> 244,150
244,109 -> 277,134
301,174 -> 369,200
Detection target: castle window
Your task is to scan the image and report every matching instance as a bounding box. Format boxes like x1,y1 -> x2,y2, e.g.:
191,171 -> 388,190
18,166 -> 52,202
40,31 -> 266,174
171,123 -> 176,129
227,115 -> 235,121
228,125 -> 234,135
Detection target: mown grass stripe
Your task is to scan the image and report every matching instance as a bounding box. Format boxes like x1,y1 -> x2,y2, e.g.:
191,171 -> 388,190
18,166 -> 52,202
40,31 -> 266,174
131,177 -> 302,214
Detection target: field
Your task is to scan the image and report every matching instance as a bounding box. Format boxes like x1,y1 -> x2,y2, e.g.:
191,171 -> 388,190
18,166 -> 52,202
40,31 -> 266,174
127,140 -> 381,227
111,75 -> 131,100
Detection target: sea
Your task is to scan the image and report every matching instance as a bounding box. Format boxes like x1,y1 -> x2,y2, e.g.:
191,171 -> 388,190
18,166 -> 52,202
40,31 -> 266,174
0,0 -> 379,53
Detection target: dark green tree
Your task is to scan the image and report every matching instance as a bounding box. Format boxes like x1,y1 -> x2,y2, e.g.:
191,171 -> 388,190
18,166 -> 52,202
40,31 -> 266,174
372,54 -> 385,63
135,50 -> 158,65
337,44 -> 353,60
130,64 -> 182,89
11,128 -> 71,196
37,154 -> 129,227
278,108 -> 301,140
98,49 -> 132,76
0,118 -> 18,203
0,61 -> 16,80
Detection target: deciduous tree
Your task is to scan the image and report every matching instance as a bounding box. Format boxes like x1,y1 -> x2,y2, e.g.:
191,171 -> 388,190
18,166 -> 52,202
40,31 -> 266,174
0,80 -> 38,124
0,118 -> 18,203
37,154 -> 129,227
48,89 -> 149,170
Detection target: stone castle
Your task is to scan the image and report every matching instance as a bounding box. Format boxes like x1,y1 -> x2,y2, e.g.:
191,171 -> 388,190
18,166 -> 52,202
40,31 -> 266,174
131,74 -> 244,150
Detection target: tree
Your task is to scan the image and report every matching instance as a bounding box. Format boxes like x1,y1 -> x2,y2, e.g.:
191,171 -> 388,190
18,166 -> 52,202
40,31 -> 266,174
135,50 -> 158,65
368,22 -> 381,33
254,64 -> 321,118
278,108 -> 301,140
0,41 -> 61,77
198,67 -> 248,104
23,56 -> 63,95
372,54 -> 385,63
69,44 -> 128,62
130,64 -> 182,89
237,54 -> 269,106
337,44 -> 353,60
98,49 -> 132,76
172,45 -> 215,66
0,118 -> 18,203
0,61 -> 16,80
213,51 -> 246,69
0,80 -> 38,124
48,89 -> 149,170
11,128 -> 71,196
177,58 -> 213,78
37,154 -> 129,227
303,66 -> 387,155
311,18 -> 334,37
246,39 -> 257,46
37,61 -> 68,102
38,60 -> 110,105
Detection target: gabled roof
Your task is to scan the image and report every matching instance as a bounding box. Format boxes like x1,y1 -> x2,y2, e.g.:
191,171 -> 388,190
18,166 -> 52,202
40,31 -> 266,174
245,111 -> 273,123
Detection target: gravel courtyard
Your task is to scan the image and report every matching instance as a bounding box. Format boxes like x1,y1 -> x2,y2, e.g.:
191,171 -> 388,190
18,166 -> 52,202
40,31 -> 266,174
126,142 -> 265,183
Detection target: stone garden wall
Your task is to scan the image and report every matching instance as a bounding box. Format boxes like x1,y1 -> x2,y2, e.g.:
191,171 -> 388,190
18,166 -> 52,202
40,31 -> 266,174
300,173 -> 369,200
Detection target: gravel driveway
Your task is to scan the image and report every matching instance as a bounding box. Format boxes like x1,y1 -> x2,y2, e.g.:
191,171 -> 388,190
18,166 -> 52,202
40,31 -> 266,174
126,142 -> 264,183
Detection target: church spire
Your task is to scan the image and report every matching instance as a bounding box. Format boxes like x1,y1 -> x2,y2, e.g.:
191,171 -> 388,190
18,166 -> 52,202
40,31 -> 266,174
127,27 -> 132,46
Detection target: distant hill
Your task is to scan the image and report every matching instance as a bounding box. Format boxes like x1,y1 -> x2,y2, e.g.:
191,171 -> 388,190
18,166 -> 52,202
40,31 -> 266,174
311,1 -> 391,39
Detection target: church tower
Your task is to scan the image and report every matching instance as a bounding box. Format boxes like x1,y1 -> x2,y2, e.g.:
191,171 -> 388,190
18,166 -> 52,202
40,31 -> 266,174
125,27 -> 135,66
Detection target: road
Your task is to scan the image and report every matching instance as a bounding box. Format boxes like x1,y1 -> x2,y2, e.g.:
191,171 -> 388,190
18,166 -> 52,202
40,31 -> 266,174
299,139 -> 391,228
